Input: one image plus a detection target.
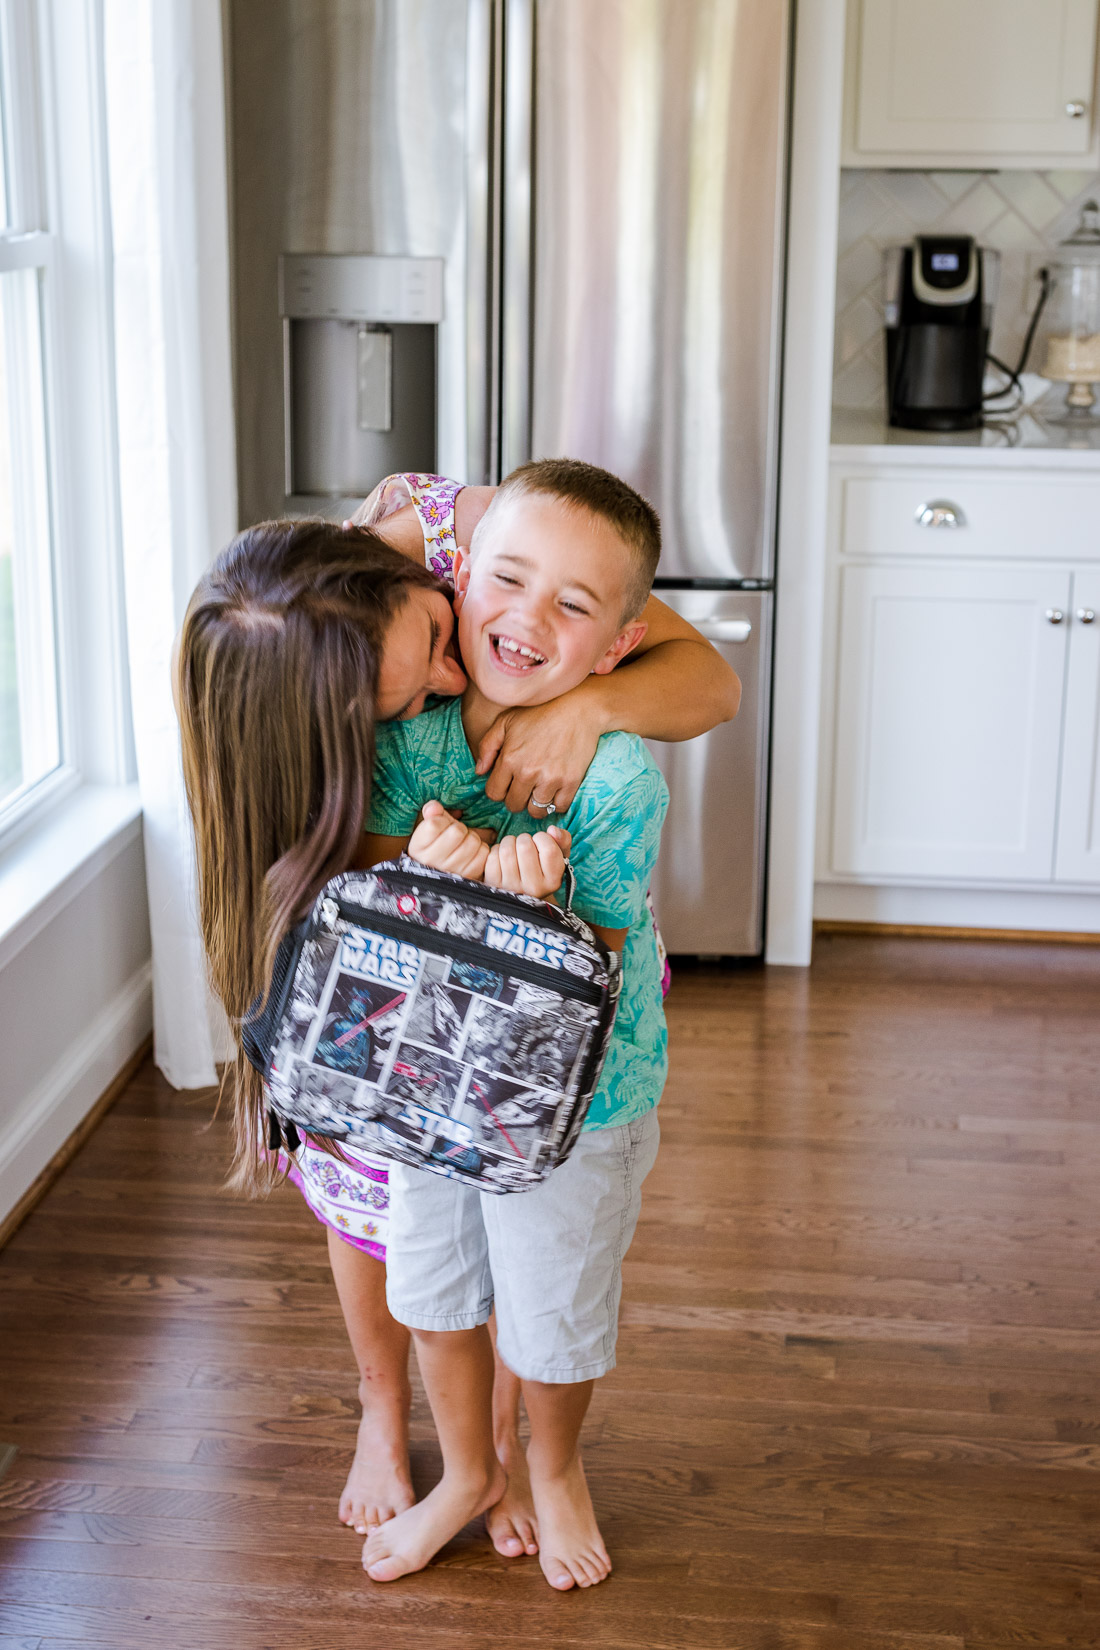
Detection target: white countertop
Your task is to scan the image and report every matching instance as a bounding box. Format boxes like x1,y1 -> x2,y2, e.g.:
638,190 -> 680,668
830,407 -> 1100,469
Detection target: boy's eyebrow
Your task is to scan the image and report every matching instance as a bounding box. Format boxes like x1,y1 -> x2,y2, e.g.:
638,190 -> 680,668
492,552 -> 605,606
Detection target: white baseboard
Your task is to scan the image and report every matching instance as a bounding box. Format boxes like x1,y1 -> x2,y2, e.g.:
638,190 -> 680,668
0,959 -> 153,1228
814,881 -> 1100,935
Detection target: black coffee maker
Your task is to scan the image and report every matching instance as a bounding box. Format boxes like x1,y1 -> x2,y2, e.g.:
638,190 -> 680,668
885,236 -> 999,431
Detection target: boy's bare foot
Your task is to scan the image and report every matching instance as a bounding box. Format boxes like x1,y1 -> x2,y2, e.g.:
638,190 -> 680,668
528,1452 -> 611,1590
362,1461 -> 507,1582
339,1401 -> 415,1535
486,1432 -> 539,1557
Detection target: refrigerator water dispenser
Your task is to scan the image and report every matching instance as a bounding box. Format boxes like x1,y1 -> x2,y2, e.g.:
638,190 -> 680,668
279,254 -> 444,501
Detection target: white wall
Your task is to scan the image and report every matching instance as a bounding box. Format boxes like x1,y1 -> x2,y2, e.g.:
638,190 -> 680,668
0,827 -> 152,1229
764,0 -> 846,966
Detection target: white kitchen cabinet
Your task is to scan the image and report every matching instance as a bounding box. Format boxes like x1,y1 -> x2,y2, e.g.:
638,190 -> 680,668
831,562 -> 1072,881
843,0 -> 1100,169
1055,571 -> 1100,882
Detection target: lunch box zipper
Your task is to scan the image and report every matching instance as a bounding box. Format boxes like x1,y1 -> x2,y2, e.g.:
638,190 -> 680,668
373,864 -> 582,933
330,898 -> 604,1005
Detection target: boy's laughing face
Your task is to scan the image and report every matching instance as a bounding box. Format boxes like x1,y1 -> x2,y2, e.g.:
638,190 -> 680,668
453,493 -> 647,709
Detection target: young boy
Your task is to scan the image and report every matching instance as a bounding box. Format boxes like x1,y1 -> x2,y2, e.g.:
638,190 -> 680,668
360,459 -> 669,1591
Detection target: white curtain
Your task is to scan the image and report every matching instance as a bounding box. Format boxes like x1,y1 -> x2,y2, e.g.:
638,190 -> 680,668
103,0 -> 237,1087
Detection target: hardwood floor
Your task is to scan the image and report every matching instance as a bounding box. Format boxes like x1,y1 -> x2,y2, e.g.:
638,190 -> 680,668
1,934 -> 1099,1647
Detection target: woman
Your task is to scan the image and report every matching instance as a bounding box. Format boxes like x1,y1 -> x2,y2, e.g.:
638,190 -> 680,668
177,471 -> 740,1564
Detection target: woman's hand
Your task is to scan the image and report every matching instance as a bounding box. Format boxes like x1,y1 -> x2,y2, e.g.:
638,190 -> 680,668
474,588 -> 743,815
407,802 -> 491,880
484,826 -> 572,900
476,693 -> 607,816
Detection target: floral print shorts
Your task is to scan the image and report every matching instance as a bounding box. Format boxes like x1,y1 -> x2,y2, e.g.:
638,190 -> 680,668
285,1142 -> 390,1261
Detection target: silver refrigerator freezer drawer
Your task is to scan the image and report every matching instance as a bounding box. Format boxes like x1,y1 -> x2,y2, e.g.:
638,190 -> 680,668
644,589 -> 771,956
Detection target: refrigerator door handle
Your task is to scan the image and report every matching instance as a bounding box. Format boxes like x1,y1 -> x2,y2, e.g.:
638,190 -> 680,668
500,0 -> 535,475
694,618 -> 753,644
465,0 -> 495,485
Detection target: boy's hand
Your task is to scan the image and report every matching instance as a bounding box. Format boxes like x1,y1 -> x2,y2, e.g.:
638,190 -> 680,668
407,802 -> 490,881
484,826 -> 572,900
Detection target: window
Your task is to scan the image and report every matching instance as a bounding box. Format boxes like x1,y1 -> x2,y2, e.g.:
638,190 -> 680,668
0,0 -> 132,848
0,0 -> 63,823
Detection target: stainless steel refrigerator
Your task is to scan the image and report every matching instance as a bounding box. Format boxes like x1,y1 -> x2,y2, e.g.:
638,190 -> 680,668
228,0 -> 790,955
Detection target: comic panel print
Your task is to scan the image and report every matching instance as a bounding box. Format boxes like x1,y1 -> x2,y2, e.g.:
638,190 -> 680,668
290,1061 -> 381,1132
463,989 -> 590,1089
402,980 -> 474,1058
377,1043 -> 481,1170
359,881 -> 455,932
438,898 -> 492,942
461,998 -> 514,1070
448,958 -> 507,1000
269,932 -> 341,1078
384,1043 -> 466,1112
293,931 -> 341,1009
458,1072 -> 562,1168
313,975 -> 409,1082
511,986 -> 591,1089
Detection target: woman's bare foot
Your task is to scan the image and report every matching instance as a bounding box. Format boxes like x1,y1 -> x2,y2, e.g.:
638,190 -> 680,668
486,1430 -> 539,1558
362,1461 -> 507,1582
324,1232 -> 414,1535
339,1386 -> 415,1535
528,1452 -> 611,1591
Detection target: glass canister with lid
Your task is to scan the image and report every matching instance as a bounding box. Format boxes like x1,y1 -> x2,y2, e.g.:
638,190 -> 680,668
1038,200 -> 1100,418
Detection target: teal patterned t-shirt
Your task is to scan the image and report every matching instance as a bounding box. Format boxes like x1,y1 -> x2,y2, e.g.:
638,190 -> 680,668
367,696 -> 669,1130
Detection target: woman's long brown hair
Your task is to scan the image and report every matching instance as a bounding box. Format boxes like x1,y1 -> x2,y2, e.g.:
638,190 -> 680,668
177,520 -> 439,1193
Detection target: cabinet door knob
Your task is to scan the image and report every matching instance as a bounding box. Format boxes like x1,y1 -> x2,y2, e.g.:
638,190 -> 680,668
1066,100 -> 1088,118
1076,607 -> 1096,624
915,499 -> 966,529
1046,608 -> 1066,624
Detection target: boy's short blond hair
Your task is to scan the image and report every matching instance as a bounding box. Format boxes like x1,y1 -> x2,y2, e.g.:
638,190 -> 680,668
488,458 -> 661,622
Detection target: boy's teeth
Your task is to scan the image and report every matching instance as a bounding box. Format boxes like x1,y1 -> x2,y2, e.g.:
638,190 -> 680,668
495,636 -> 545,664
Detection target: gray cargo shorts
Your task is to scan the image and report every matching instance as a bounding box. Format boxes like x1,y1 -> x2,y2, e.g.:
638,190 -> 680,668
384,1109 -> 660,1383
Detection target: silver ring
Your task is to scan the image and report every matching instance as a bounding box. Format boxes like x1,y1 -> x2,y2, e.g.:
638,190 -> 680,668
531,795 -> 557,815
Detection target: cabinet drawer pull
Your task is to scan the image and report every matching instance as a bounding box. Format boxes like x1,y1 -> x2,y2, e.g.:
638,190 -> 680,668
1046,608 -> 1066,624
915,500 -> 966,529
1076,608 -> 1096,624
1066,100 -> 1088,119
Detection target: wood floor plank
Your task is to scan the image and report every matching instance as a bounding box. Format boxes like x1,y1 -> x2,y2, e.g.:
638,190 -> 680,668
2,937 -> 1099,1644
24,1628 -> 964,1650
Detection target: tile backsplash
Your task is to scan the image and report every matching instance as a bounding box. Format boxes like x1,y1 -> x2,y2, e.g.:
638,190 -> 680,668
833,169 -> 1100,413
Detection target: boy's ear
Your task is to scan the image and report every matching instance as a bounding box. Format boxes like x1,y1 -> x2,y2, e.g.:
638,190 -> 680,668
591,620 -> 648,676
451,545 -> 472,609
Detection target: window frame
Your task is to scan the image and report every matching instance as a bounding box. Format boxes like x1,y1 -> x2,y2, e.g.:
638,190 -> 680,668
0,0 -> 132,851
